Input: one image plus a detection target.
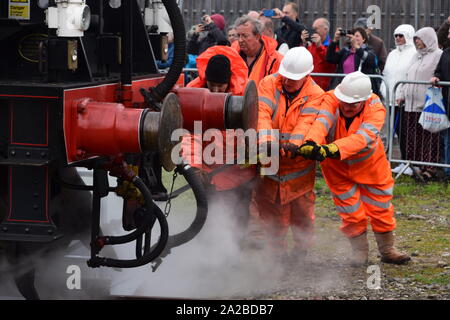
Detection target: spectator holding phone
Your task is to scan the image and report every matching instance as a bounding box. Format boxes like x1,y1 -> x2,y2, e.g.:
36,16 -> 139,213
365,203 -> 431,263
186,14 -> 228,55
301,18 -> 337,90
326,27 -> 380,95
271,2 -> 306,49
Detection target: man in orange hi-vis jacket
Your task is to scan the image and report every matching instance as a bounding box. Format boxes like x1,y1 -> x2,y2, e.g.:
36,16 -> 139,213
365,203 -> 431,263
298,71 -> 410,266
255,46 -> 324,262
232,15 -> 284,85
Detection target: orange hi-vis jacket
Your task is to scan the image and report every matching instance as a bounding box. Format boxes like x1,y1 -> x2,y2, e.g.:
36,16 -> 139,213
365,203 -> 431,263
257,74 -> 325,205
187,45 -> 248,95
305,92 -> 395,237
183,45 -> 256,191
306,92 -> 393,187
232,36 -> 284,85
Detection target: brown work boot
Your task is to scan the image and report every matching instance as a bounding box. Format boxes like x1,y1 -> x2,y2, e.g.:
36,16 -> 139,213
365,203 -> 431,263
348,232 -> 369,266
374,231 -> 411,264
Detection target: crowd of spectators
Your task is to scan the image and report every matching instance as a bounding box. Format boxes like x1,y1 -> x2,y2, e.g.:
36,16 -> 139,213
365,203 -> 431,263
153,4 -> 450,182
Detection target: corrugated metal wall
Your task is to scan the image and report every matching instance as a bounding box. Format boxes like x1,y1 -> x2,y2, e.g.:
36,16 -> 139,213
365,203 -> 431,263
181,0 -> 450,50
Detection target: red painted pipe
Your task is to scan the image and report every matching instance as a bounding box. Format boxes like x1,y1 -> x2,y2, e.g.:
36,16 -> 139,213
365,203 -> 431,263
74,98 -> 143,157
174,87 -> 229,132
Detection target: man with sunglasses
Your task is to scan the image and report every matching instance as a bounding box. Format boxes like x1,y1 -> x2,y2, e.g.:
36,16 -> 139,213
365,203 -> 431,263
381,24 -> 417,175
297,71 -> 411,266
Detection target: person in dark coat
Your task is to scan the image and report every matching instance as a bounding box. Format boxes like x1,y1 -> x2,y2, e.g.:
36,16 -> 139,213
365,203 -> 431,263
354,17 -> 388,72
186,14 -> 228,55
436,16 -> 450,50
326,27 -> 380,95
272,2 -> 306,48
431,45 -> 450,180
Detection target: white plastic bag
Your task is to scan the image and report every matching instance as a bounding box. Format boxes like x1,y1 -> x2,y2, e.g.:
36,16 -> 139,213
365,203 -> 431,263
418,87 -> 450,133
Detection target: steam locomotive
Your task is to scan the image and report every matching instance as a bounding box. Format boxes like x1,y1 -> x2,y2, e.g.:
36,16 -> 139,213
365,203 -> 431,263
0,0 -> 258,299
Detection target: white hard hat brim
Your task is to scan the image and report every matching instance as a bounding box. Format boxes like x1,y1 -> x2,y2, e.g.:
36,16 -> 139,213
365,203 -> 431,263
279,64 -> 314,81
334,85 -> 371,104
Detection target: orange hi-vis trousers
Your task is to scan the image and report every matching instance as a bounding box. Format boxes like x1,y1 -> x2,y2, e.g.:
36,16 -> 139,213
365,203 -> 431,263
330,181 -> 396,238
255,191 -> 315,253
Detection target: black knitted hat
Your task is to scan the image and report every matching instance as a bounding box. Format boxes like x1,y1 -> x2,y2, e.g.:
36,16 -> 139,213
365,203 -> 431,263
205,54 -> 231,84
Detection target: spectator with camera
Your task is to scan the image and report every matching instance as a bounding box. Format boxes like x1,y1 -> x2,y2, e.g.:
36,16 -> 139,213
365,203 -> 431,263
326,27 -> 380,95
300,18 -> 337,90
270,2 -> 306,49
186,14 -> 228,56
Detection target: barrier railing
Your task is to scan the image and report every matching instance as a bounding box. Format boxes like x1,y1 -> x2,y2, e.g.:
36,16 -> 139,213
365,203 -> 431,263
389,80 -> 450,179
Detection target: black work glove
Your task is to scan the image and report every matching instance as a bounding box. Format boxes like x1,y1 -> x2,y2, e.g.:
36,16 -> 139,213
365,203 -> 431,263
298,141 -> 327,161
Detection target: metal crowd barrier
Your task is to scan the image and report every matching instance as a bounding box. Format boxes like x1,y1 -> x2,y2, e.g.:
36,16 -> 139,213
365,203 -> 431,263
389,80 -> 450,179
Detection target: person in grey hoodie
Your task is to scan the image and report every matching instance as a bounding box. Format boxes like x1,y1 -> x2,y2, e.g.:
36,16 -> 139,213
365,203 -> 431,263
381,24 -> 416,175
396,27 -> 443,180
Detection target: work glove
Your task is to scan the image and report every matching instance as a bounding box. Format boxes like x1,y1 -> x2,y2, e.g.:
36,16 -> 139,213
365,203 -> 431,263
298,141 -> 327,161
321,143 -> 340,159
298,141 -> 340,161
280,143 -> 300,159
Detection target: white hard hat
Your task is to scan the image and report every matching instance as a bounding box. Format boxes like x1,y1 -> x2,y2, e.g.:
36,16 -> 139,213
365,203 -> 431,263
334,71 -> 373,103
278,47 -> 314,81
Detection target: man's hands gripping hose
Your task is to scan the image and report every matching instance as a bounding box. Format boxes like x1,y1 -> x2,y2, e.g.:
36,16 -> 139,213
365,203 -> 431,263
297,141 -> 340,161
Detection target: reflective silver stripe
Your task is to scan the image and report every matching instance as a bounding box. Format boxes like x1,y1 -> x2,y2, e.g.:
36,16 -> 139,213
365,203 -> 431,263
280,133 -> 290,140
258,130 -> 279,138
336,200 -> 361,214
361,196 -> 391,209
301,107 -> 319,115
318,109 -> 336,121
332,184 -> 358,201
343,145 -> 377,165
289,134 -> 304,141
360,184 -> 393,196
272,89 -> 281,120
259,97 -> 276,112
317,117 -> 330,131
265,163 -> 315,183
370,98 -> 381,105
280,133 -> 304,141
360,123 -> 379,136
355,129 -> 373,145
353,139 -> 379,157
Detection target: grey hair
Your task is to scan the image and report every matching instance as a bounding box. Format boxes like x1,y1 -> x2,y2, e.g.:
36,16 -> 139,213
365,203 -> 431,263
234,15 -> 263,35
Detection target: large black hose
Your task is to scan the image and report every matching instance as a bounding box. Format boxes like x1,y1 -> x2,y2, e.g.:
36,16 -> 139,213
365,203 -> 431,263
160,164 -> 208,253
89,176 -> 169,268
142,0 -> 186,102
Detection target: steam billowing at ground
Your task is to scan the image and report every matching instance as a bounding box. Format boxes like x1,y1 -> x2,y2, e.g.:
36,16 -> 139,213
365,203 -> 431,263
0,183 -> 352,300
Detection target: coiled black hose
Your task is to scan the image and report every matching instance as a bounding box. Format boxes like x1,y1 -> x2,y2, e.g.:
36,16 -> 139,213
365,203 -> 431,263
90,176 -> 169,268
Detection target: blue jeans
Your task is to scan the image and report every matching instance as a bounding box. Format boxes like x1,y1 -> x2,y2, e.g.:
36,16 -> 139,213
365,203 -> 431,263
444,127 -> 450,176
